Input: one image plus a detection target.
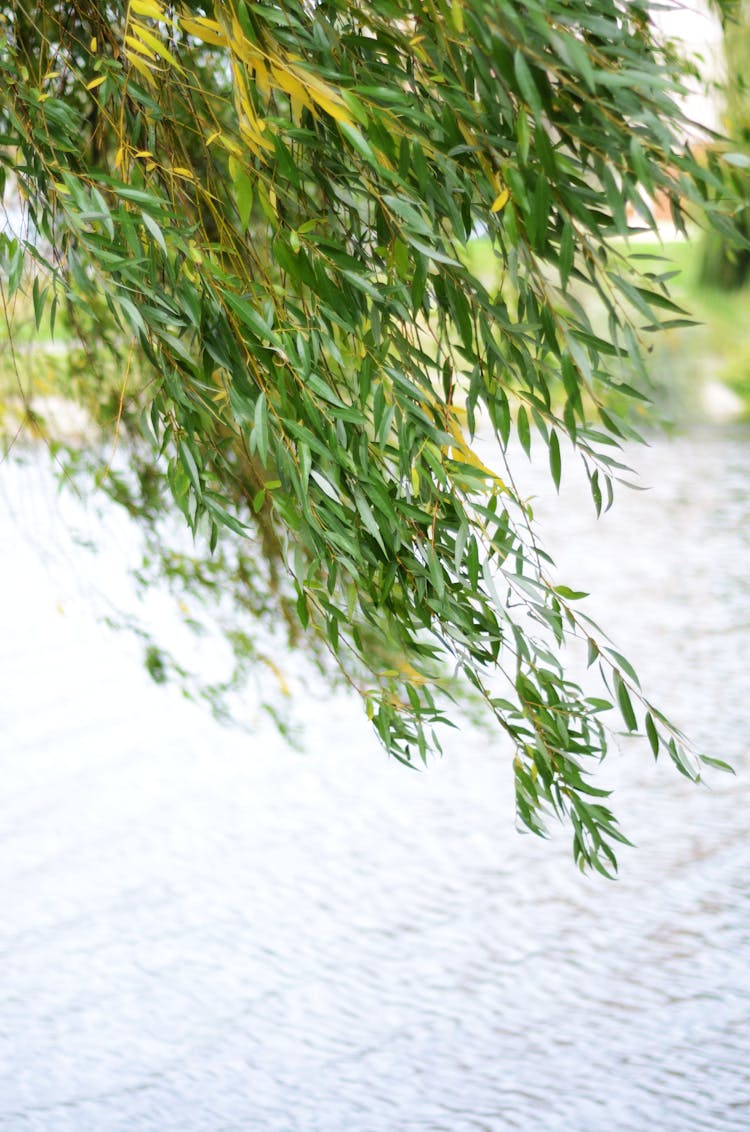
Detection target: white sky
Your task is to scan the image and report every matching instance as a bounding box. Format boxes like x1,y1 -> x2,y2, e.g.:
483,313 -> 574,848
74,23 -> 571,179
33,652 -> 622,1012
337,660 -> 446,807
651,1 -> 725,132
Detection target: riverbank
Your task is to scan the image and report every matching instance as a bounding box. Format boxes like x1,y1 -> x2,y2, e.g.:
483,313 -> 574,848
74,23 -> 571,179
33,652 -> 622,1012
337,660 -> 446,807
639,234 -> 750,421
466,230 -> 750,424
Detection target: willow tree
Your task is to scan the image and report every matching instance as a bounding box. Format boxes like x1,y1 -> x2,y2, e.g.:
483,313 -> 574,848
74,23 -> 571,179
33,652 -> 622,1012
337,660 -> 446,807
0,0 -> 740,871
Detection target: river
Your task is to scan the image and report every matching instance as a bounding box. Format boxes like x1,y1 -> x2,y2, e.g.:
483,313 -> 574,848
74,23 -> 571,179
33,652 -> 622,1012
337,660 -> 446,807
1,427 -> 749,1131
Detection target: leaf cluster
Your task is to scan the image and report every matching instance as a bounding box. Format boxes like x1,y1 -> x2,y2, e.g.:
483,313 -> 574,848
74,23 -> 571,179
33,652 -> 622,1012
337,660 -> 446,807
0,0 -> 741,871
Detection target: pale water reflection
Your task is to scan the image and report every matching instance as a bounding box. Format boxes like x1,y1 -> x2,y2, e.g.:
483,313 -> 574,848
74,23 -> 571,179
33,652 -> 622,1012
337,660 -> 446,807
1,428 -> 749,1131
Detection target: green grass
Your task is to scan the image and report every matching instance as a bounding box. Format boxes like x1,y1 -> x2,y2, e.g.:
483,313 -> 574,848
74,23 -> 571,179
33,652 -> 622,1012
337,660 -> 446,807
628,237 -> 750,413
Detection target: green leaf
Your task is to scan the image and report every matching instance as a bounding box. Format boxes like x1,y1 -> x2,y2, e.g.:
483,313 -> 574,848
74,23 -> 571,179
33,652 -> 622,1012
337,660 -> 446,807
517,406 -> 531,456
32,277 -> 48,330
178,439 -> 202,497
514,49 -> 542,116
233,166 -> 254,229
454,518 -> 469,574
605,648 -> 641,689
253,391 -> 269,465
614,673 -> 637,732
549,429 -> 561,490
554,585 -> 588,600
559,222 -> 574,288
141,210 -> 167,254
354,490 -> 387,553
699,753 -> 735,773
338,121 -> 379,167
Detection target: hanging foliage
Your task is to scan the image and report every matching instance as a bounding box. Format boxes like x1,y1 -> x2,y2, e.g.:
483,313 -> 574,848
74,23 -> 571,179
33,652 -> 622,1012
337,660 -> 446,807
0,0 -> 742,872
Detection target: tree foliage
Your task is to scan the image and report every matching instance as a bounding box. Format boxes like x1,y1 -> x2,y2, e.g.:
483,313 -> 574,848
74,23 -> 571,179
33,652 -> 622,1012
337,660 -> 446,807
701,0 -> 750,288
0,0 -> 742,871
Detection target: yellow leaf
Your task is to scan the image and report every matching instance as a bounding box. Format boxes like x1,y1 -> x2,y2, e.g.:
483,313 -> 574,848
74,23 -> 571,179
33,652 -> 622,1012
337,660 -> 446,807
85,75 -> 106,90
132,22 -> 184,71
226,19 -> 352,126
289,65 -> 353,123
290,92 -> 305,126
255,58 -> 271,98
446,416 -> 506,485
172,166 -> 194,179
130,0 -> 164,18
125,33 -> 157,61
307,87 -> 352,124
127,52 -> 156,83
491,188 -> 510,212
179,15 -> 226,47
396,660 -> 431,686
210,382 -> 229,408
268,65 -> 312,113
134,149 -> 153,157
259,654 -> 291,697
227,16 -> 259,64
235,73 -> 274,154
239,122 -> 273,157
220,133 -> 242,157
90,36 -> 97,52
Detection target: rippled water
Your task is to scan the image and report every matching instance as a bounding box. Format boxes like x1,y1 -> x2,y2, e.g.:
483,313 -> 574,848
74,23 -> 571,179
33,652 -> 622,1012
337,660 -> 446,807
1,428 -> 749,1131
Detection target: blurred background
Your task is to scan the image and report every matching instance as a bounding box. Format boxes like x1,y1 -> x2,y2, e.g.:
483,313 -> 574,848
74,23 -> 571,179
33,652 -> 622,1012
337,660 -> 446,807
2,3 -> 750,1130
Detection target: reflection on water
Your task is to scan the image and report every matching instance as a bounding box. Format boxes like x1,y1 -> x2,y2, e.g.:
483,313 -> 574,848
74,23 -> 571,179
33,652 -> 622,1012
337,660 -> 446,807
1,428 -> 749,1131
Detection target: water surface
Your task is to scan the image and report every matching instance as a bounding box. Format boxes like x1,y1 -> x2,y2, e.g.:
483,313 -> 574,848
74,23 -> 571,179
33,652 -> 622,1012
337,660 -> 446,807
1,428 -> 749,1131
